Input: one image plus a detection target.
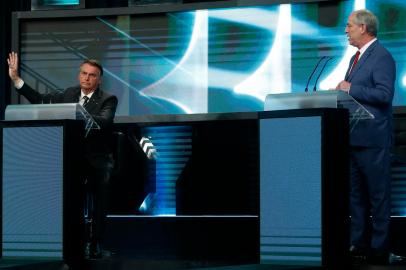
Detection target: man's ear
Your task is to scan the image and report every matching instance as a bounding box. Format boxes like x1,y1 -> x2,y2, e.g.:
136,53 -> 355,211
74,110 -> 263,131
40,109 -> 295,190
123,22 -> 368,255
360,24 -> 367,34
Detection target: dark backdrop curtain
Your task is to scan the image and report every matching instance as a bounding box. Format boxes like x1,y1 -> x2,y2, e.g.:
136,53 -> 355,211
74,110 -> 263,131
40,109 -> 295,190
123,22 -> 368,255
0,1 -> 30,119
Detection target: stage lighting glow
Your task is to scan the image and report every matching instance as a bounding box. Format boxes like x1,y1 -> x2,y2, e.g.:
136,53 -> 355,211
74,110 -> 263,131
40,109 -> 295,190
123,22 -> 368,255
141,10 -> 209,113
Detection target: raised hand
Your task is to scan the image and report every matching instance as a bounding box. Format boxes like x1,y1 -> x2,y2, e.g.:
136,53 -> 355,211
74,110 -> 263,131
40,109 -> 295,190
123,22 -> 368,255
7,52 -> 21,83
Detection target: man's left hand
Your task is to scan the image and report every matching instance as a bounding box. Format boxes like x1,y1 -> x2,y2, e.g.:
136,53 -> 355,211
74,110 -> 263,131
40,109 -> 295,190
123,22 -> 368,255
335,80 -> 351,93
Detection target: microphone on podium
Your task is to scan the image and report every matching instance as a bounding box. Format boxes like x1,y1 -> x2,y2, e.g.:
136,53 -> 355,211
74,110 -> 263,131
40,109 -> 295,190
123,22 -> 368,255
312,57 -> 333,92
304,56 -> 326,92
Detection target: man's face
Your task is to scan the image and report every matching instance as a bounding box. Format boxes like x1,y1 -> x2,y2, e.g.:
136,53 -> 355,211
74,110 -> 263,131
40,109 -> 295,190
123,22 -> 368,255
78,63 -> 101,92
345,13 -> 363,48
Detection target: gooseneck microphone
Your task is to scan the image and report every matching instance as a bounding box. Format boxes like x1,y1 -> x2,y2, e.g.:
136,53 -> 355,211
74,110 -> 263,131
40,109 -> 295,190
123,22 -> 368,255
304,56 -> 326,92
312,57 -> 333,92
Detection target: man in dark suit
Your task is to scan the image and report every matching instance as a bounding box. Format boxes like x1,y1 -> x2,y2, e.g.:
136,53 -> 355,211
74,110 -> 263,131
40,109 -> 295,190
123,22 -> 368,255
7,52 -> 118,259
335,9 -> 396,264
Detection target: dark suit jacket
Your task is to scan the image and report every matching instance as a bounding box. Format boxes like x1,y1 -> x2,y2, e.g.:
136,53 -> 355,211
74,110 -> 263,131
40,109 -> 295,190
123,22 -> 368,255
17,84 -> 118,168
346,40 -> 396,148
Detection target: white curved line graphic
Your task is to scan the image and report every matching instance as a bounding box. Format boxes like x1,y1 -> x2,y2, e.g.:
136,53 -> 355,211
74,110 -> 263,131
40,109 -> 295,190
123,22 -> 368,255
234,4 -> 291,101
141,11 -> 206,93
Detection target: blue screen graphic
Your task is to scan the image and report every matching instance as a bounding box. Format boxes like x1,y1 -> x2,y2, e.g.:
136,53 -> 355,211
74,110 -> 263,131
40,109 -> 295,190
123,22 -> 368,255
18,0 -> 406,115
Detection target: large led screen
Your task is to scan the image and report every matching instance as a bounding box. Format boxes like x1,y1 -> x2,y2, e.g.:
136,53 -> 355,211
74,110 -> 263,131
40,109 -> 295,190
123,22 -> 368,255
16,0 -> 406,116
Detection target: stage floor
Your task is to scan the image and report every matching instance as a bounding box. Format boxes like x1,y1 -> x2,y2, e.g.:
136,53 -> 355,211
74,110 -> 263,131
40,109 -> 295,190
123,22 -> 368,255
0,258 -> 406,270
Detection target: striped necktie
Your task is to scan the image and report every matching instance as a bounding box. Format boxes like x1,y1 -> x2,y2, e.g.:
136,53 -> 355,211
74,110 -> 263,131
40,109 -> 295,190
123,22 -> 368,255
81,96 -> 89,107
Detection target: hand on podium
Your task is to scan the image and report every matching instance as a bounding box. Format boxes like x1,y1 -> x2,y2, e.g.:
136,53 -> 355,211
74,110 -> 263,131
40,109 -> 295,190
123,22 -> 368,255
335,80 -> 351,93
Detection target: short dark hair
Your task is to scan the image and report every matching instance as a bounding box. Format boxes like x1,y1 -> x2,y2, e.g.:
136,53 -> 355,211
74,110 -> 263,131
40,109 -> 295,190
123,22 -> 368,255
80,59 -> 103,76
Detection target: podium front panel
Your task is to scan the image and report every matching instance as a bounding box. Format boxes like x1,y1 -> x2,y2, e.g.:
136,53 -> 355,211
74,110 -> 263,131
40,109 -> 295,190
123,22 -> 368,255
260,116 -> 322,266
0,120 -> 85,262
2,125 -> 63,258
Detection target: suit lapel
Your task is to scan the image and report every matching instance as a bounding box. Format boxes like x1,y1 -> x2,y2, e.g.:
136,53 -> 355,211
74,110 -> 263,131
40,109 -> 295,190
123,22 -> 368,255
345,55 -> 357,80
85,88 -> 101,113
347,40 -> 378,82
64,86 -> 81,103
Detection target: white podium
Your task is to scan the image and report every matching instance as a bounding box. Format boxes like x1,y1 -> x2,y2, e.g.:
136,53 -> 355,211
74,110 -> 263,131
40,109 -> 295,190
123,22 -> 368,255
4,103 -> 100,137
264,91 -> 373,132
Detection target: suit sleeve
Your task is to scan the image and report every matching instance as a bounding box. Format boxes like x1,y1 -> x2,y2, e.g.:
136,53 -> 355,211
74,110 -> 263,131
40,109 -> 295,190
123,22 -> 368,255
349,52 -> 396,106
16,83 -> 64,104
91,95 -> 118,129
16,83 -> 45,103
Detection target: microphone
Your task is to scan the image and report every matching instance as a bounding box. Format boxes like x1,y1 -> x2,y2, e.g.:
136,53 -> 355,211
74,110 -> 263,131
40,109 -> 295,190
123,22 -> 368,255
312,57 -> 333,92
305,56 -> 326,92
42,93 -> 52,104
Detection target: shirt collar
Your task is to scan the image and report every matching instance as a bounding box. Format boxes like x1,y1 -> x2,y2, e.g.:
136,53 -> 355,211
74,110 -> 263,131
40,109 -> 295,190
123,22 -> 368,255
358,38 -> 377,57
80,90 -> 95,100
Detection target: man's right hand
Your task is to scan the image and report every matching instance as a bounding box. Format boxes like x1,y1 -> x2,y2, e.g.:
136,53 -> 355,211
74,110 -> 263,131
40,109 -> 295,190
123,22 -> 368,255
7,52 -> 21,84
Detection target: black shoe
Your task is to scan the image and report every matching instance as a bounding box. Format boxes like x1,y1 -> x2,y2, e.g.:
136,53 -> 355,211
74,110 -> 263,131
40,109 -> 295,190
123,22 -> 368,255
84,242 -> 91,260
367,249 -> 389,265
89,242 -> 102,259
349,245 -> 367,265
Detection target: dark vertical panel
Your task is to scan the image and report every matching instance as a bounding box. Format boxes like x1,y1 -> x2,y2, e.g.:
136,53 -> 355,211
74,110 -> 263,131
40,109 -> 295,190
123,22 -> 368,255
85,0 -> 128,8
0,1 -> 31,119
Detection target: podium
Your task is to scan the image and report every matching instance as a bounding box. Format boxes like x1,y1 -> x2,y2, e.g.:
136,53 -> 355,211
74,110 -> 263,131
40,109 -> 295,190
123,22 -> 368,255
260,93 -> 352,266
264,91 -> 373,132
4,103 -> 100,137
0,103 -> 98,262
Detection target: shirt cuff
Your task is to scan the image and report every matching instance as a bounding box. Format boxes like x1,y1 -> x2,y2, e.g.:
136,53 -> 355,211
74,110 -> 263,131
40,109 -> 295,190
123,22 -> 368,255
14,79 -> 24,89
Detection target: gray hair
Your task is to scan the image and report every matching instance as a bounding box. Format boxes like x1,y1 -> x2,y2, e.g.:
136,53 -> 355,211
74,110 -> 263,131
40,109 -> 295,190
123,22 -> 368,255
353,9 -> 378,37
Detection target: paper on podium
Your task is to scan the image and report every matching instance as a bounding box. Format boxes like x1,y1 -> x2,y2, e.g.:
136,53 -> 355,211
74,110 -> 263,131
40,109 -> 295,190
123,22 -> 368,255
264,91 -> 374,132
4,103 -> 100,137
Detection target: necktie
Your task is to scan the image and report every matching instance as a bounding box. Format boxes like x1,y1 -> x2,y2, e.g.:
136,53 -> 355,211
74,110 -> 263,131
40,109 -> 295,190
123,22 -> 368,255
349,51 -> 360,75
82,96 -> 89,107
